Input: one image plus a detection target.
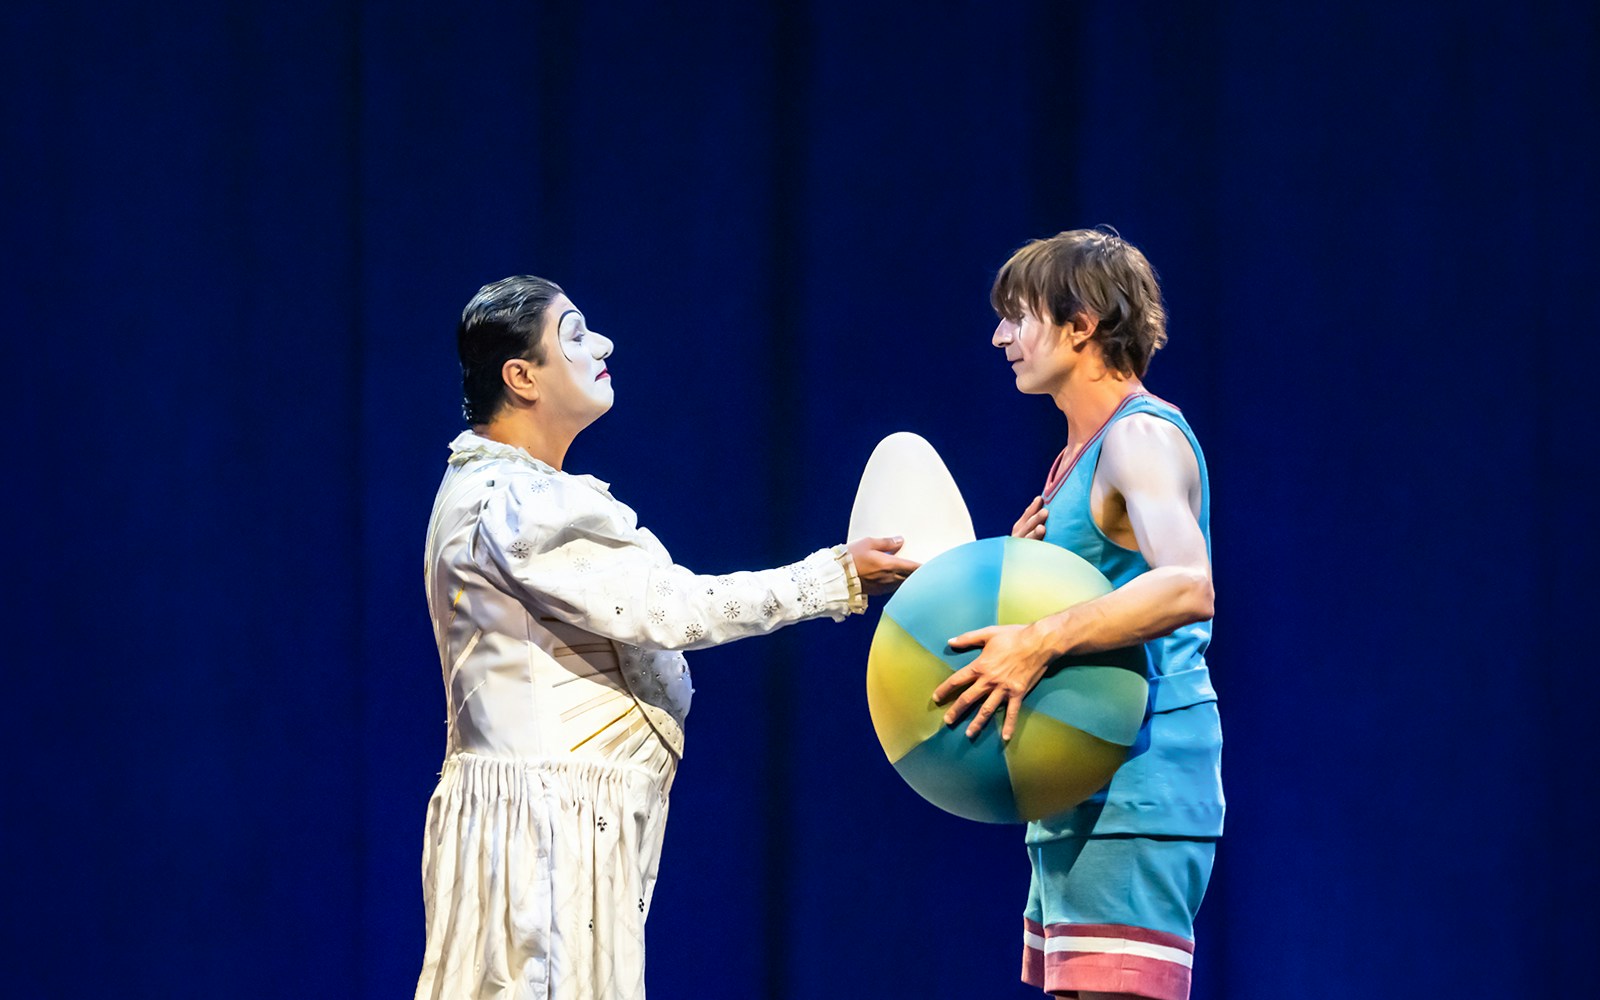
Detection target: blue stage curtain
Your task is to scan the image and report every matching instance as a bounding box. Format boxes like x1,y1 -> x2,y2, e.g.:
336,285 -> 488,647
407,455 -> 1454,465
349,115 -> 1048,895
4,2 -> 1595,997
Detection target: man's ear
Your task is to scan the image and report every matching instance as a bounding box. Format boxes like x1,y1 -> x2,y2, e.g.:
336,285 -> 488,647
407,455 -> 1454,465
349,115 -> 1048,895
1065,310 -> 1099,350
501,358 -> 541,404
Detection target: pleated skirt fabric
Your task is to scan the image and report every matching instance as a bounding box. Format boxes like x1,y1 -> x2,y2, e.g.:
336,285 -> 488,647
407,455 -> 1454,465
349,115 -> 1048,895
415,750 -> 674,1000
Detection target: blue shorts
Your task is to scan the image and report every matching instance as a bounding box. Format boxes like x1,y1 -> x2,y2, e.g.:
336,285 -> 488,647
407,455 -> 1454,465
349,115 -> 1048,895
1022,836 -> 1215,999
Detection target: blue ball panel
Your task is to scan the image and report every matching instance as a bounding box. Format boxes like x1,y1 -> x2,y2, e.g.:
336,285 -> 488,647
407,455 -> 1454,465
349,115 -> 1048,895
891,717 -> 1019,824
882,536 -> 1005,672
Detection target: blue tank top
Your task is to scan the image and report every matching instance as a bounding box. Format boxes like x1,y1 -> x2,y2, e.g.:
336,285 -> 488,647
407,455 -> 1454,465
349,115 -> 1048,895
1041,392 -> 1216,713
1030,391 -> 1225,839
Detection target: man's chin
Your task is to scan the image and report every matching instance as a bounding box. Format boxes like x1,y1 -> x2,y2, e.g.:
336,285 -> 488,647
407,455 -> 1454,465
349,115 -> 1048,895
577,400 -> 613,432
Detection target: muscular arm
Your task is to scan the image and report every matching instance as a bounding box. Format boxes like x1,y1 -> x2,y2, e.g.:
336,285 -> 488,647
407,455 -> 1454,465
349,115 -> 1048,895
933,413 -> 1212,739
1035,414 -> 1212,656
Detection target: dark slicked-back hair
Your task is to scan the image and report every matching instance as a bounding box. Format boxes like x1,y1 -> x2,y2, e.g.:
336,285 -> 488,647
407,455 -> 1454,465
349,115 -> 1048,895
991,228 -> 1168,378
458,275 -> 563,424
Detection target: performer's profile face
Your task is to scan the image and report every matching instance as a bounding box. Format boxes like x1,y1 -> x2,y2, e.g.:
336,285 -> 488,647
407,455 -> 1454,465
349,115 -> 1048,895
993,303 -> 1066,395
540,294 -> 614,423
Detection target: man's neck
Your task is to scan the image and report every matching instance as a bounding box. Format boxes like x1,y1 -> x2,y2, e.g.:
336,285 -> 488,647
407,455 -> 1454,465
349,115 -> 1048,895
477,412 -> 573,471
1052,365 -> 1145,447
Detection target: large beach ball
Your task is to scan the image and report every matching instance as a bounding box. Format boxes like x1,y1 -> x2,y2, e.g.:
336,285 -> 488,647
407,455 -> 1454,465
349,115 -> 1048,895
866,536 -> 1149,824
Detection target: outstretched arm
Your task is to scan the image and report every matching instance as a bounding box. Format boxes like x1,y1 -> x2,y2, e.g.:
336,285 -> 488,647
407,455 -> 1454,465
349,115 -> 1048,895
473,472 -> 915,652
932,414 -> 1212,739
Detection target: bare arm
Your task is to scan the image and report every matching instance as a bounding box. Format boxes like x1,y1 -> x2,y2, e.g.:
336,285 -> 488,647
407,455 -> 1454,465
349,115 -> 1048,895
1033,414 -> 1212,653
932,414 -> 1211,739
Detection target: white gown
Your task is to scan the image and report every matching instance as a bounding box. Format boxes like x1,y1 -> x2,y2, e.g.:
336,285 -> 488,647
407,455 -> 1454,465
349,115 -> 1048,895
416,432 -> 863,1000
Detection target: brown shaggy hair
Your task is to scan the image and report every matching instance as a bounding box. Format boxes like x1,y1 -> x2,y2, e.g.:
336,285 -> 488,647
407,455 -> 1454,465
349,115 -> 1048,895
991,229 -> 1168,378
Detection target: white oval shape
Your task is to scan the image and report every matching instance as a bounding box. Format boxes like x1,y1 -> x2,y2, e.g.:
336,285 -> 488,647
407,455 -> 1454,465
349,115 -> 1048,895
847,432 -> 975,565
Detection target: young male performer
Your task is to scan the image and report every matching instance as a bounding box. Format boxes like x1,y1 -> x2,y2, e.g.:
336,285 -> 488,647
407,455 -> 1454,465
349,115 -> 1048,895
935,231 -> 1224,1000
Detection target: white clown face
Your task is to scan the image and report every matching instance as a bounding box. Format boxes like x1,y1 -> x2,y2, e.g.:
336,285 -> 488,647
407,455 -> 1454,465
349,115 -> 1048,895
540,294 -> 614,426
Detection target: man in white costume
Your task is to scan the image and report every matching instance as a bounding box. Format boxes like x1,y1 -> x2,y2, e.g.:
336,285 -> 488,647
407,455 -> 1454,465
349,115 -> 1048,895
417,275 -> 916,1000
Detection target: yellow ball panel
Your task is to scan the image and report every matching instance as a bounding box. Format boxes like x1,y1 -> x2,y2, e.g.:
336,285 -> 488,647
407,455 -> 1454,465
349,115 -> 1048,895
1004,708 -> 1129,822
865,615 -> 955,764
995,536 -> 1114,626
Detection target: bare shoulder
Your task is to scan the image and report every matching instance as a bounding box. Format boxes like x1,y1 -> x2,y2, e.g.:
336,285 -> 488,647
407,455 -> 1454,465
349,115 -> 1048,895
1097,412 -> 1207,567
1100,412 -> 1199,489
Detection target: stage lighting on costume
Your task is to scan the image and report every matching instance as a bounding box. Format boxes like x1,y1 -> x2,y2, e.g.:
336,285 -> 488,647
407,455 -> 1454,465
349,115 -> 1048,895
865,537 -> 1148,824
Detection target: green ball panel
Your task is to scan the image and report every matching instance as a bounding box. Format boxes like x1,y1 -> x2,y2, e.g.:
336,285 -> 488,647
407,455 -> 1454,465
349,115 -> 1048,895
890,717 -> 1020,824
865,615 -> 956,764
1003,709 -> 1130,822
1027,663 -> 1150,747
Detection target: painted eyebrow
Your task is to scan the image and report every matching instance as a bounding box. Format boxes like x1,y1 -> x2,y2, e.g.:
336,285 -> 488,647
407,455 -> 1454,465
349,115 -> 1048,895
557,309 -> 585,332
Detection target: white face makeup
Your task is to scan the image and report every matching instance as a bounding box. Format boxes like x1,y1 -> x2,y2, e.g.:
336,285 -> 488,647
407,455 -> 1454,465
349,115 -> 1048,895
547,302 -> 614,419
556,308 -> 613,366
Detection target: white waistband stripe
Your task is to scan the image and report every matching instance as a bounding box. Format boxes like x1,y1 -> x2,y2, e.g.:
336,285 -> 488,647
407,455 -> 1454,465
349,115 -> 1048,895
1041,935 -> 1194,969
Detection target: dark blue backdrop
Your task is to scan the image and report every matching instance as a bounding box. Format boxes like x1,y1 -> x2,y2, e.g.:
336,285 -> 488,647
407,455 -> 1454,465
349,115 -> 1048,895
6,2 -> 1597,997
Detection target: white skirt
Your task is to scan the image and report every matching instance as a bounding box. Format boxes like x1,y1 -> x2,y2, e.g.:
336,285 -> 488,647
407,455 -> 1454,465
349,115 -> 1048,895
415,750 -> 675,1000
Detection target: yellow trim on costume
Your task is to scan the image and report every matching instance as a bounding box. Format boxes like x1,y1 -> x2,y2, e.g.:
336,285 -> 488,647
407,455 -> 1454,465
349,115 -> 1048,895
570,704 -> 639,752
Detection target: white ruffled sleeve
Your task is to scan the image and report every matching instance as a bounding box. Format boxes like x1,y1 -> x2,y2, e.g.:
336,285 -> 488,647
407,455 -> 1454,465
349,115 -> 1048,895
473,471 -> 864,651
